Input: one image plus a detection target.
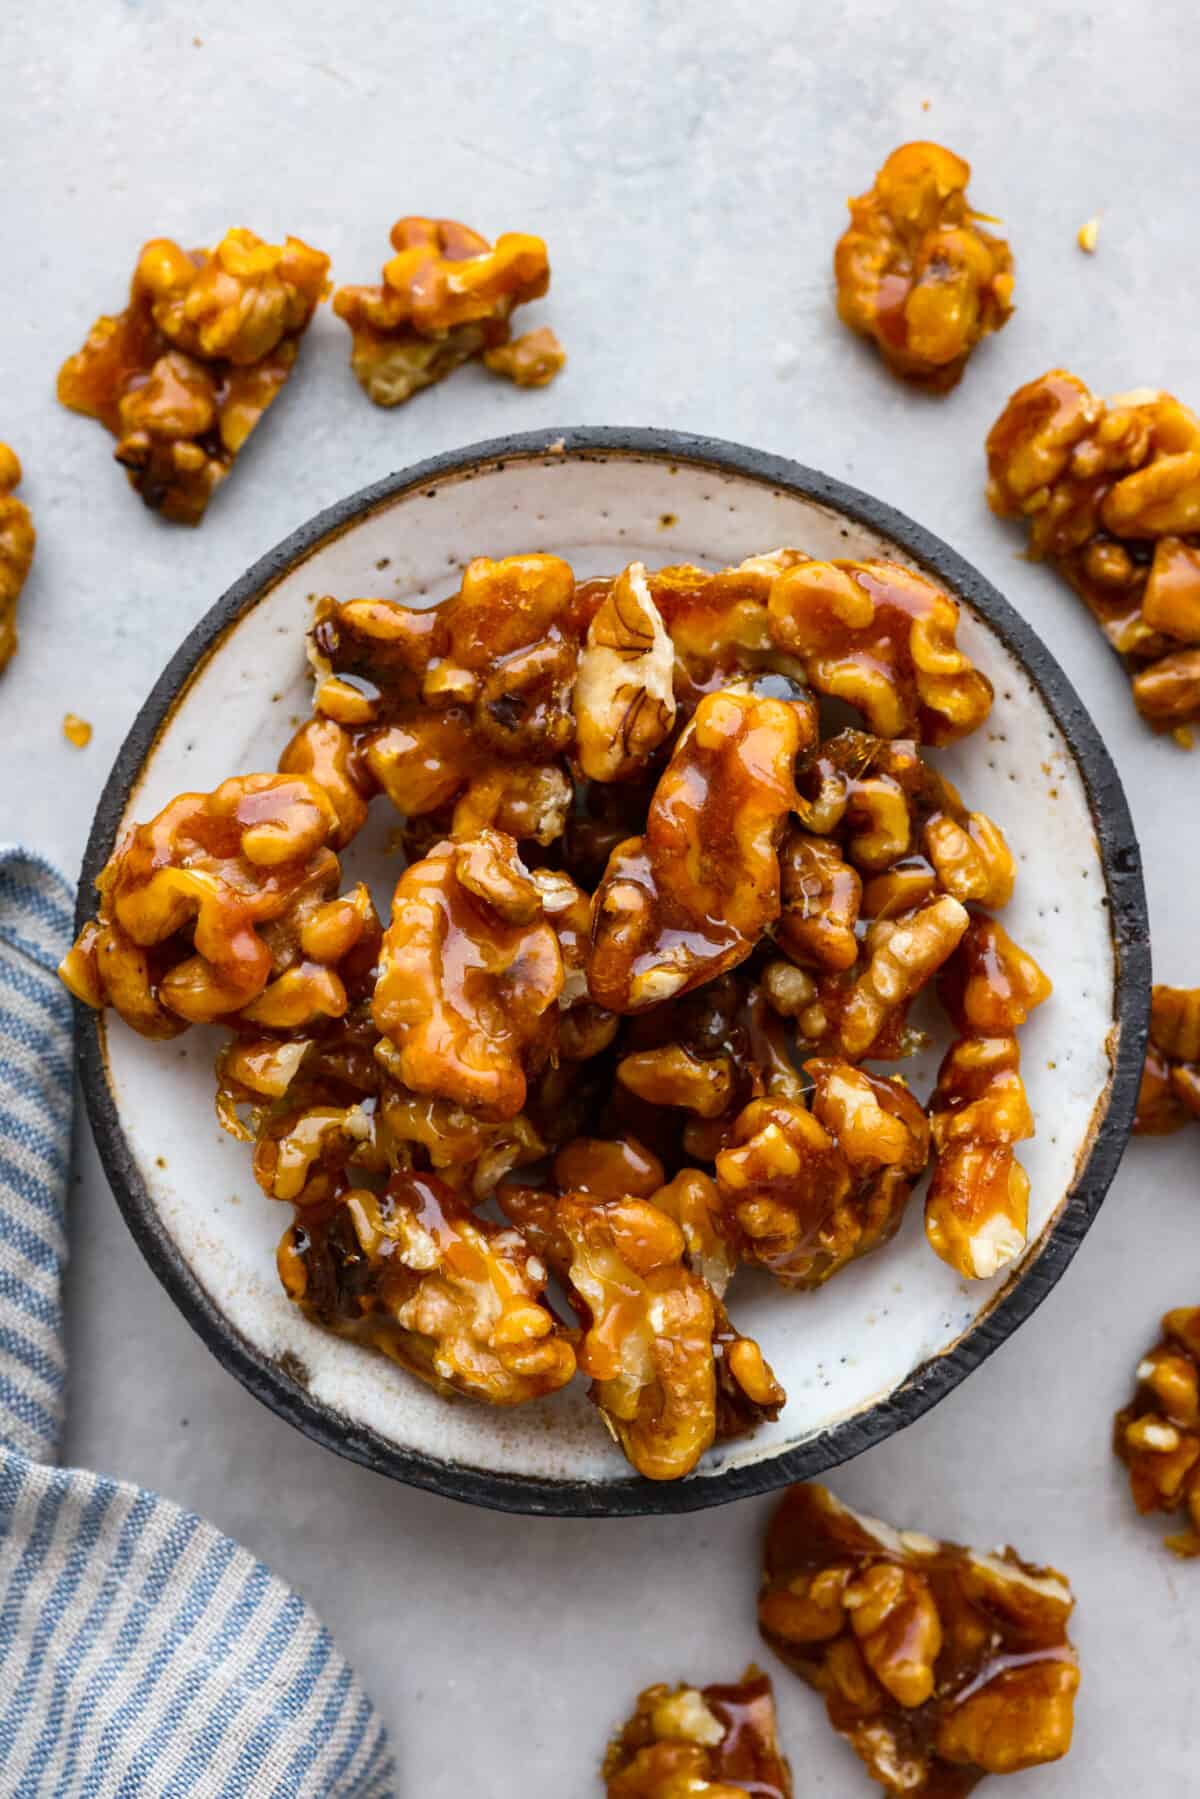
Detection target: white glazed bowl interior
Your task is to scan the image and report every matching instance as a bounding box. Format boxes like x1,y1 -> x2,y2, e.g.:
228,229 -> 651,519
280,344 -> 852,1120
93,440 -> 1129,1504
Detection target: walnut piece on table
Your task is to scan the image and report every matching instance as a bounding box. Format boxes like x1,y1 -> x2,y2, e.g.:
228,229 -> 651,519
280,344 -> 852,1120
834,142 -> 1014,391
1133,984 -> 1200,1133
1115,1306 -> 1200,1555
759,1483 -> 1079,1796
333,216 -> 559,406
987,369 -> 1200,744
277,1169 -> 575,1405
0,444 -> 35,672
57,773 -> 365,1037
57,229 -> 329,523
604,1666 -> 793,1798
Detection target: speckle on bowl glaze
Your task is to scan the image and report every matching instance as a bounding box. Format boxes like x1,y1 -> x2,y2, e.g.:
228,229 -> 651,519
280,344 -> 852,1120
76,429 -> 1149,1516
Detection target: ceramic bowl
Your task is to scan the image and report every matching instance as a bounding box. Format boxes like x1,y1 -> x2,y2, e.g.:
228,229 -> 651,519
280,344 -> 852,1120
75,428 -> 1149,1516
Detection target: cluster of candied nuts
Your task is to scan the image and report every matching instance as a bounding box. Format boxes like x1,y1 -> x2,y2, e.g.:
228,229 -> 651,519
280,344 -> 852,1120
56,217 -> 563,524
332,216 -> 564,407
759,1483 -> 1080,1795
1114,1307 -> 1200,1557
1134,985 -> 1200,1134
834,142 -> 1014,390
57,229 -> 332,523
0,443 -> 35,672
604,1666 -> 792,1797
62,544 -> 1050,1481
987,369 -> 1200,744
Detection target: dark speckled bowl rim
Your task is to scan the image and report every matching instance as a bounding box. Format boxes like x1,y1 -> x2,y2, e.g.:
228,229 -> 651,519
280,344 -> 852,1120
74,427 -> 1150,1518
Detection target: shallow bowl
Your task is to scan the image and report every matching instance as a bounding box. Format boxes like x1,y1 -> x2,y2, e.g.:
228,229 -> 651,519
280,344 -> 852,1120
76,428 -> 1149,1516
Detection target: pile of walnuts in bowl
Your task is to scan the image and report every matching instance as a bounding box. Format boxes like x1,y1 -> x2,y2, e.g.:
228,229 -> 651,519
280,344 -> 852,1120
62,545 -> 1053,1482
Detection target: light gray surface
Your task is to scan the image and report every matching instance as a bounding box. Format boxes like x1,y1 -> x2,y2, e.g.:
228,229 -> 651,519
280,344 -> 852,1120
3,1 -> 1197,1790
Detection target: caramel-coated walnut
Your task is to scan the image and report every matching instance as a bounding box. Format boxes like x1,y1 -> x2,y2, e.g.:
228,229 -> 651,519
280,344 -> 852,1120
647,549 -> 814,707
938,915 -> 1053,1036
573,562 -> 677,781
589,690 -> 804,1012
1134,985 -> 1200,1134
715,1062 -> 928,1288
775,829 -> 862,971
768,561 -> 993,743
279,1171 -> 575,1404
0,445 -> 35,673
333,216 -> 553,406
604,1667 -> 793,1799
760,1483 -> 1079,1797
1115,1306 -> 1200,1556
483,326 -> 566,387
834,142 -> 1014,391
377,1071 -> 545,1199
59,774 -> 350,1034
925,1035 -> 1032,1279
987,370 -> 1200,743
824,893 -> 970,1062
558,1192 -> 782,1480
58,229 -> 329,523
372,829 -> 563,1120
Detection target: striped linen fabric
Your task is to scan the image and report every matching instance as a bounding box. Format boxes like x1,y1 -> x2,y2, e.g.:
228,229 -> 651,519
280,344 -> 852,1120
0,849 -> 395,1797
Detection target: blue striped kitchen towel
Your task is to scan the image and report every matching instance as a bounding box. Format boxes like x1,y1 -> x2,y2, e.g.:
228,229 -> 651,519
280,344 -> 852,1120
0,849 -> 394,1797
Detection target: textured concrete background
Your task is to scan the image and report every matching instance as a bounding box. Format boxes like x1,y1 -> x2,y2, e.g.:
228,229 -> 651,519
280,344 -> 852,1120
2,1 -> 1197,1790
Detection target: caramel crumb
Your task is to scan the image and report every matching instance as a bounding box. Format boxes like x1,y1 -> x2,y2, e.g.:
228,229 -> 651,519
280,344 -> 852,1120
1077,217 -> 1100,253
921,98 -> 931,111
63,713 -> 92,748
658,512 -> 678,529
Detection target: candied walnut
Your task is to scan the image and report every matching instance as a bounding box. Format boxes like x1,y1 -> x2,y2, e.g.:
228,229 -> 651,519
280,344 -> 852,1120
58,774 -> 353,1034
834,142 -> 1014,391
987,370 -> 1200,743
604,1667 -> 793,1798
558,1192 -> 781,1479
57,229 -> 329,523
278,1170 -> 574,1404
333,217 -> 552,406
483,325 -> 565,387
617,1044 -> 736,1118
372,829 -> 562,1120
0,444 -> 35,673
925,1036 -> 1032,1279
822,893 -> 970,1062
1134,984 -> 1200,1133
554,1135 -> 666,1199
278,716 -> 374,848
647,549 -> 815,708
768,562 -> 993,744
649,1168 -> 738,1298
376,1071 -> 544,1199
775,829 -> 862,971
253,1101 -> 384,1204
715,1063 -> 928,1288
795,730 -> 1012,908
589,690 -> 804,1011
760,1483 -> 1079,1796
574,562 -> 677,781
1115,1306 -> 1200,1556
938,915 -> 1052,1035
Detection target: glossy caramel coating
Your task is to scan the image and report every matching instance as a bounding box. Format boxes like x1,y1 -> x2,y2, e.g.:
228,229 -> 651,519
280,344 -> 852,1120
372,828 -> 563,1121
1133,984 -> 1200,1134
714,1062 -> 929,1288
604,1666 -> 793,1798
333,216 -> 556,406
987,370 -> 1200,743
278,1170 -> 575,1405
0,445 -> 35,672
769,562 -> 993,743
557,1192 -> 781,1480
924,1036 -> 1033,1280
59,774 -> 358,1035
57,230 -> 329,523
835,142 -> 1014,391
937,915 -> 1052,1036
760,1484 -> 1078,1796
589,691 -> 805,1011
1114,1306 -> 1200,1556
